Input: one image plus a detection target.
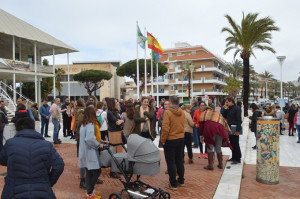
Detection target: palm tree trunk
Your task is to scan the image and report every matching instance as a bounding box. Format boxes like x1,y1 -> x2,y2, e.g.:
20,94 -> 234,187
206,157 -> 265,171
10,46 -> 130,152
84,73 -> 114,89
188,71 -> 191,102
243,58 -> 250,117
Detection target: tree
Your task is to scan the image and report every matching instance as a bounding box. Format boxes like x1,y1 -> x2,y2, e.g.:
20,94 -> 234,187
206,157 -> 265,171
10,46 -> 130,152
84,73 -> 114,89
225,59 -> 243,78
73,69 -> 112,97
179,63 -> 198,102
222,76 -> 241,99
222,12 -> 279,116
261,70 -> 274,98
116,59 -> 168,96
41,67 -> 65,100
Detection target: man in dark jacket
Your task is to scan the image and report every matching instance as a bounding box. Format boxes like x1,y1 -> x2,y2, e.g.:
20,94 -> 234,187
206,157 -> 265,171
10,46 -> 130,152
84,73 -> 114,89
0,117 -> 64,199
40,99 -> 51,137
61,98 -> 71,137
224,97 -> 242,164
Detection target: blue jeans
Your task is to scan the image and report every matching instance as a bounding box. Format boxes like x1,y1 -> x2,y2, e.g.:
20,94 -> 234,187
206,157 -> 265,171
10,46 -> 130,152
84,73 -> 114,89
296,125 -> 300,141
41,118 -> 49,136
0,130 -> 3,151
52,119 -> 60,142
193,126 -> 199,147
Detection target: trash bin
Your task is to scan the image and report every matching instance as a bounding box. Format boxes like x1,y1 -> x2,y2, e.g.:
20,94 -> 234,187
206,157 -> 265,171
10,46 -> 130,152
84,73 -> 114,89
256,116 -> 280,184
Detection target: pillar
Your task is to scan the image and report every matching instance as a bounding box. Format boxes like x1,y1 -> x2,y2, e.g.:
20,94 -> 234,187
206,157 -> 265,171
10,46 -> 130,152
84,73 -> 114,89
53,48 -> 56,99
20,80 -> 22,95
256,117 -> 280,184
38,77 -> 41,106
13,73 -> 16,102
12,36 -> 15,60
19,38 -> 21,61
67,52 -> 70,99
34,42 -> 38,102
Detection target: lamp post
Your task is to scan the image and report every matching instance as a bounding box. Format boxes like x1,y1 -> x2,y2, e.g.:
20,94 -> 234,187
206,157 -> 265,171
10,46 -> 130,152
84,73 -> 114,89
277,56 -> 286,110
265,78 -> 269,99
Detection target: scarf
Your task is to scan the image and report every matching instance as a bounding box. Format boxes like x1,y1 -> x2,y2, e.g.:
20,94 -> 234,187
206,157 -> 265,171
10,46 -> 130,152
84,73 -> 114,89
199,106 -> 231,134
140,106 -> 151,134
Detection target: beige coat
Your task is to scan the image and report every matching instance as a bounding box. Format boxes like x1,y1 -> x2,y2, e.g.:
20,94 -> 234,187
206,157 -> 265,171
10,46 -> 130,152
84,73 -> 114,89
184,110 -> 194,133
51,104 -> 61,121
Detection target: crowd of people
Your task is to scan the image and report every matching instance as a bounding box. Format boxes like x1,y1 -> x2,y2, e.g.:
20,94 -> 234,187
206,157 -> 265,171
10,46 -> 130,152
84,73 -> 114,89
1,94 -> 300,198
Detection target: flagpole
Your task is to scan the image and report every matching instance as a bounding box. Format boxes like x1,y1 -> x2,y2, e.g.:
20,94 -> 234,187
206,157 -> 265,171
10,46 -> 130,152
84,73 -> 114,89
144,27 -> 147,96
156,62 -> 159,103
151,51 -> 153,96
136,21 -> 140,100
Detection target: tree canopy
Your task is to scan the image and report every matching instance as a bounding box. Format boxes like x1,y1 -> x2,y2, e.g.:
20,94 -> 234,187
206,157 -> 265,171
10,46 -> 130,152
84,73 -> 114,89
117,59 -> 168,93
74,69 -> 112,97
223,76 -> 241,99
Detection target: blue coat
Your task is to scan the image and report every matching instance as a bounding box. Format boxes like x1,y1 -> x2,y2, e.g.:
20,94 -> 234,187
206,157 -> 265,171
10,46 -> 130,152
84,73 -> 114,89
0,129 -> 64,199
39,104 -> 51,120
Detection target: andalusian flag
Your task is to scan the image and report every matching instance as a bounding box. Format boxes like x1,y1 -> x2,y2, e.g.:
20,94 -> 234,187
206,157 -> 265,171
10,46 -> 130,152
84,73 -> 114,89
147,32 -> 164,55
137,25 -> 147,49
152,50 -> 159,65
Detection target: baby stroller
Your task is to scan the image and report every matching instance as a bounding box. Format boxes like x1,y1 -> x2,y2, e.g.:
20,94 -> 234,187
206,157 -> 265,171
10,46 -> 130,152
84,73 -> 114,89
102,134 -> 170,199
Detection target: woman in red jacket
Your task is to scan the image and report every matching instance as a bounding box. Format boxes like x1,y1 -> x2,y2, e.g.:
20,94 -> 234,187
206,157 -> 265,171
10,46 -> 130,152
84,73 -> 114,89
193,101 -> 207,159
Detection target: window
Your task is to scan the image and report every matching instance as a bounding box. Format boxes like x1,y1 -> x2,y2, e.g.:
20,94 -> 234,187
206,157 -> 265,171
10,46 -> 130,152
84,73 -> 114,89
177,52 -> 183,56
192,51 -> 196,55
169,74 -> 177,80
182,73 -> 187,81
169,63 -> 175,69
170,85 -> 177,91
168,54 -> 173,57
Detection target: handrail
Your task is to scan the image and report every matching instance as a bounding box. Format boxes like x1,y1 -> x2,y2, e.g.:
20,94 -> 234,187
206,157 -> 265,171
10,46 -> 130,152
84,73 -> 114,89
0,85 -> 16,110
0,81 -> 34,105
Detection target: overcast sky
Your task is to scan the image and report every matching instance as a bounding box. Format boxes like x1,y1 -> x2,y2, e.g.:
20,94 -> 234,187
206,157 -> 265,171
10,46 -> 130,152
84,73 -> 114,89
1,0 -> 299,81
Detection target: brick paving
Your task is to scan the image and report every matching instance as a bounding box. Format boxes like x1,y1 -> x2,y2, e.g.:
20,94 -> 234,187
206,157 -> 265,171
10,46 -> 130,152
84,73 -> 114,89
0,143 -> 228,199
239,164 -> 300,199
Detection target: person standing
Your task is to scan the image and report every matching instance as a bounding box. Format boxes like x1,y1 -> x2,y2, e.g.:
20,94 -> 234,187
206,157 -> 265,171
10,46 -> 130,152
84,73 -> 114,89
224,97 -> 242,165
288,104 -> 297,136
78,107 -> 103,199
191,101 -> 200,148
40,99 -> 51,137
61,98 -> 71,137
107,98 -> 123,179
0,109 -> 8,151
0,117 -> 64,199
0,101 -> 8,117
275,105 -> 285,135
66,101 -> 75,139
51,98 -> 62,144
16,98 -> 35,120
182,104 -> 194,164
133,97 -> 156,140
198,106 -> 232,170
11,103 -> 30,123
30,103 -> 40,121
96,102 -> 108,141
208,99 -> 215,111
121,102 -> 135,138
249,103 -> 262,149
161,96 -> 185,191
294,106 -> 300,143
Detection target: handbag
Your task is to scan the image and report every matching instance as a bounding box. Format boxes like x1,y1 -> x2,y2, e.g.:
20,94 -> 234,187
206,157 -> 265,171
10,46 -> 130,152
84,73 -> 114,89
71,115 -> 76,132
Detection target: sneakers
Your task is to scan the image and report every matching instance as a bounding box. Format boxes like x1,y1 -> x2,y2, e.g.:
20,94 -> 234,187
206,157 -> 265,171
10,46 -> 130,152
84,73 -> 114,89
86,193 -> 101,199
93,190 -> 101,196
178,183 -> 185,187
198,153 -> 204,158
204,153 -> 208,159
165,184 -> 178,191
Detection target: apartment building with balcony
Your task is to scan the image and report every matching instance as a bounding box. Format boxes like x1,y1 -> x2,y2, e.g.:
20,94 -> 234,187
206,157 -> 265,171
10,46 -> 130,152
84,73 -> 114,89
144,42 -> 230,104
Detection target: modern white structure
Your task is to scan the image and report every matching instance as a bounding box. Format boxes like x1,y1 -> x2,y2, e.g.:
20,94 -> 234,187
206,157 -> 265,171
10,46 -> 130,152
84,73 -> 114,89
0,9 -> 78,107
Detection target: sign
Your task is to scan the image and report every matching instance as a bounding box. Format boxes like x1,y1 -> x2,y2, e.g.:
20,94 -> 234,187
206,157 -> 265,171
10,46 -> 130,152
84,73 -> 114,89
278,99 -> 285,107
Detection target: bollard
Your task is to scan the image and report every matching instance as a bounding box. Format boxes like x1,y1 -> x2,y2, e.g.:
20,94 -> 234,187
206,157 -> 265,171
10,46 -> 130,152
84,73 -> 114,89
256,116 -> 280,184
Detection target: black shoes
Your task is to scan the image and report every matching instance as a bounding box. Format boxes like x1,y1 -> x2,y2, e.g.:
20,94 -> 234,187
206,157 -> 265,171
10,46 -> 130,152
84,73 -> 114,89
54,141 -> 61,144
45,135 -> 51,138
110,172 -> 120,179
231,160 -> 241,165
227,158 -> 234,162
96,179 -> 103,184
252,145 -> 257,150
79,178 -> 86,189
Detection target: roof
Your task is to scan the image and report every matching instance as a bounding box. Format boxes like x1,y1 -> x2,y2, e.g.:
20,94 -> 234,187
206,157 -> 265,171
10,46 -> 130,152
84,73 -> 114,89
164,46 -> 205,53
0,9 -> 78,55
73,61 -> 121,67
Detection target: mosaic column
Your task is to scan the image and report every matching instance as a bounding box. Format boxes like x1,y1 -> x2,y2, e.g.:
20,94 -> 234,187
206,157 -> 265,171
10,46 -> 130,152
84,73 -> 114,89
256,117 -> 280,184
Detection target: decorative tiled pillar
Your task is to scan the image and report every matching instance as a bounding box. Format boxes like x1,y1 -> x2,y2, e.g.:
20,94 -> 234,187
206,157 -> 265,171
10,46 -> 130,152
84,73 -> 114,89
256,117 -> 280,184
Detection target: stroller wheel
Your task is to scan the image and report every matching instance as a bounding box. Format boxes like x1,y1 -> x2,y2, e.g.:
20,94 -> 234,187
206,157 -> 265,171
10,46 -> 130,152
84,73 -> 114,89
159,191 -> 171,199
109,193 -> 122,199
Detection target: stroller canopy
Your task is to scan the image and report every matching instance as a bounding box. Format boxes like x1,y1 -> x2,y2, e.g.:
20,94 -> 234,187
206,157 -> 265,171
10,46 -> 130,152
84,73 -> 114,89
127,134 -> 161,163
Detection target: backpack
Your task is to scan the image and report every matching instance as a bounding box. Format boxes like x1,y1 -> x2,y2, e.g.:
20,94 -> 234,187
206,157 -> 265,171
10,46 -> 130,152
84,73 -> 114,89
75,108 -> 85,129
97,111 -> 104,127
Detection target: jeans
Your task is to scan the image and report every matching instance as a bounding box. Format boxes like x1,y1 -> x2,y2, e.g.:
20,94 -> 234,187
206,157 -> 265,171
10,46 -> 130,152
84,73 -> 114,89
183,132 -> 193,159
40,118 -> 49,136
85,168 -> 101,194
164,138 -> 185,187
52,118 -> 60,142
193,126 -> 199,147
296,125 -> 300,141
229,134 -> 242,161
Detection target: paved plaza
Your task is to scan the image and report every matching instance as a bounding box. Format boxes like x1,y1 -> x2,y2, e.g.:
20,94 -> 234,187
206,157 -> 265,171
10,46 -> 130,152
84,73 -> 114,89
1,118 -> 300,198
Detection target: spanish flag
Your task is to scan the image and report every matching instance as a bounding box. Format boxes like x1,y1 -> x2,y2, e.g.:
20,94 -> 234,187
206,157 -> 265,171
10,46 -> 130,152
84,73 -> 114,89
147,32 -> 164,55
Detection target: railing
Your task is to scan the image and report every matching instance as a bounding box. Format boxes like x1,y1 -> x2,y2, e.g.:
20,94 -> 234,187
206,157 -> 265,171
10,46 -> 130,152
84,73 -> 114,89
0,81 -> 34,105
0,85 -> 16,110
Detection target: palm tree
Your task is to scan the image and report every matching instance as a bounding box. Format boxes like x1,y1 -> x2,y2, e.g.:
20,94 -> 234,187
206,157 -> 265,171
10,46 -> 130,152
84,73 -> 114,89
261,71 -> 274,98
180,62 -> 198,102
225,59 -> 243,78
222,12 -> 279,116
55,68 -> 66,98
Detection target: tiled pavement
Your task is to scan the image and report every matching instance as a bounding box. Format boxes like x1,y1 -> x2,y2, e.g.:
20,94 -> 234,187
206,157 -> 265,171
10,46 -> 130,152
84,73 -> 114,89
0,144 -> 228,199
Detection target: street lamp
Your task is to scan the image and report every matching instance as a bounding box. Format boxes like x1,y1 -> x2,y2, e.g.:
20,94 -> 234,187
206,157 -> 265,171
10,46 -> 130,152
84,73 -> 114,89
277,56 -> 286,109
265,78 -> 269,99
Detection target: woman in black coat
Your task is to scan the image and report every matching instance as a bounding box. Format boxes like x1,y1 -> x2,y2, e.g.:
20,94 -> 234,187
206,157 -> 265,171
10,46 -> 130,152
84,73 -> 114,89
11,103 -> 30,123
288,104 -> 298,136
249,103 -> 262,149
